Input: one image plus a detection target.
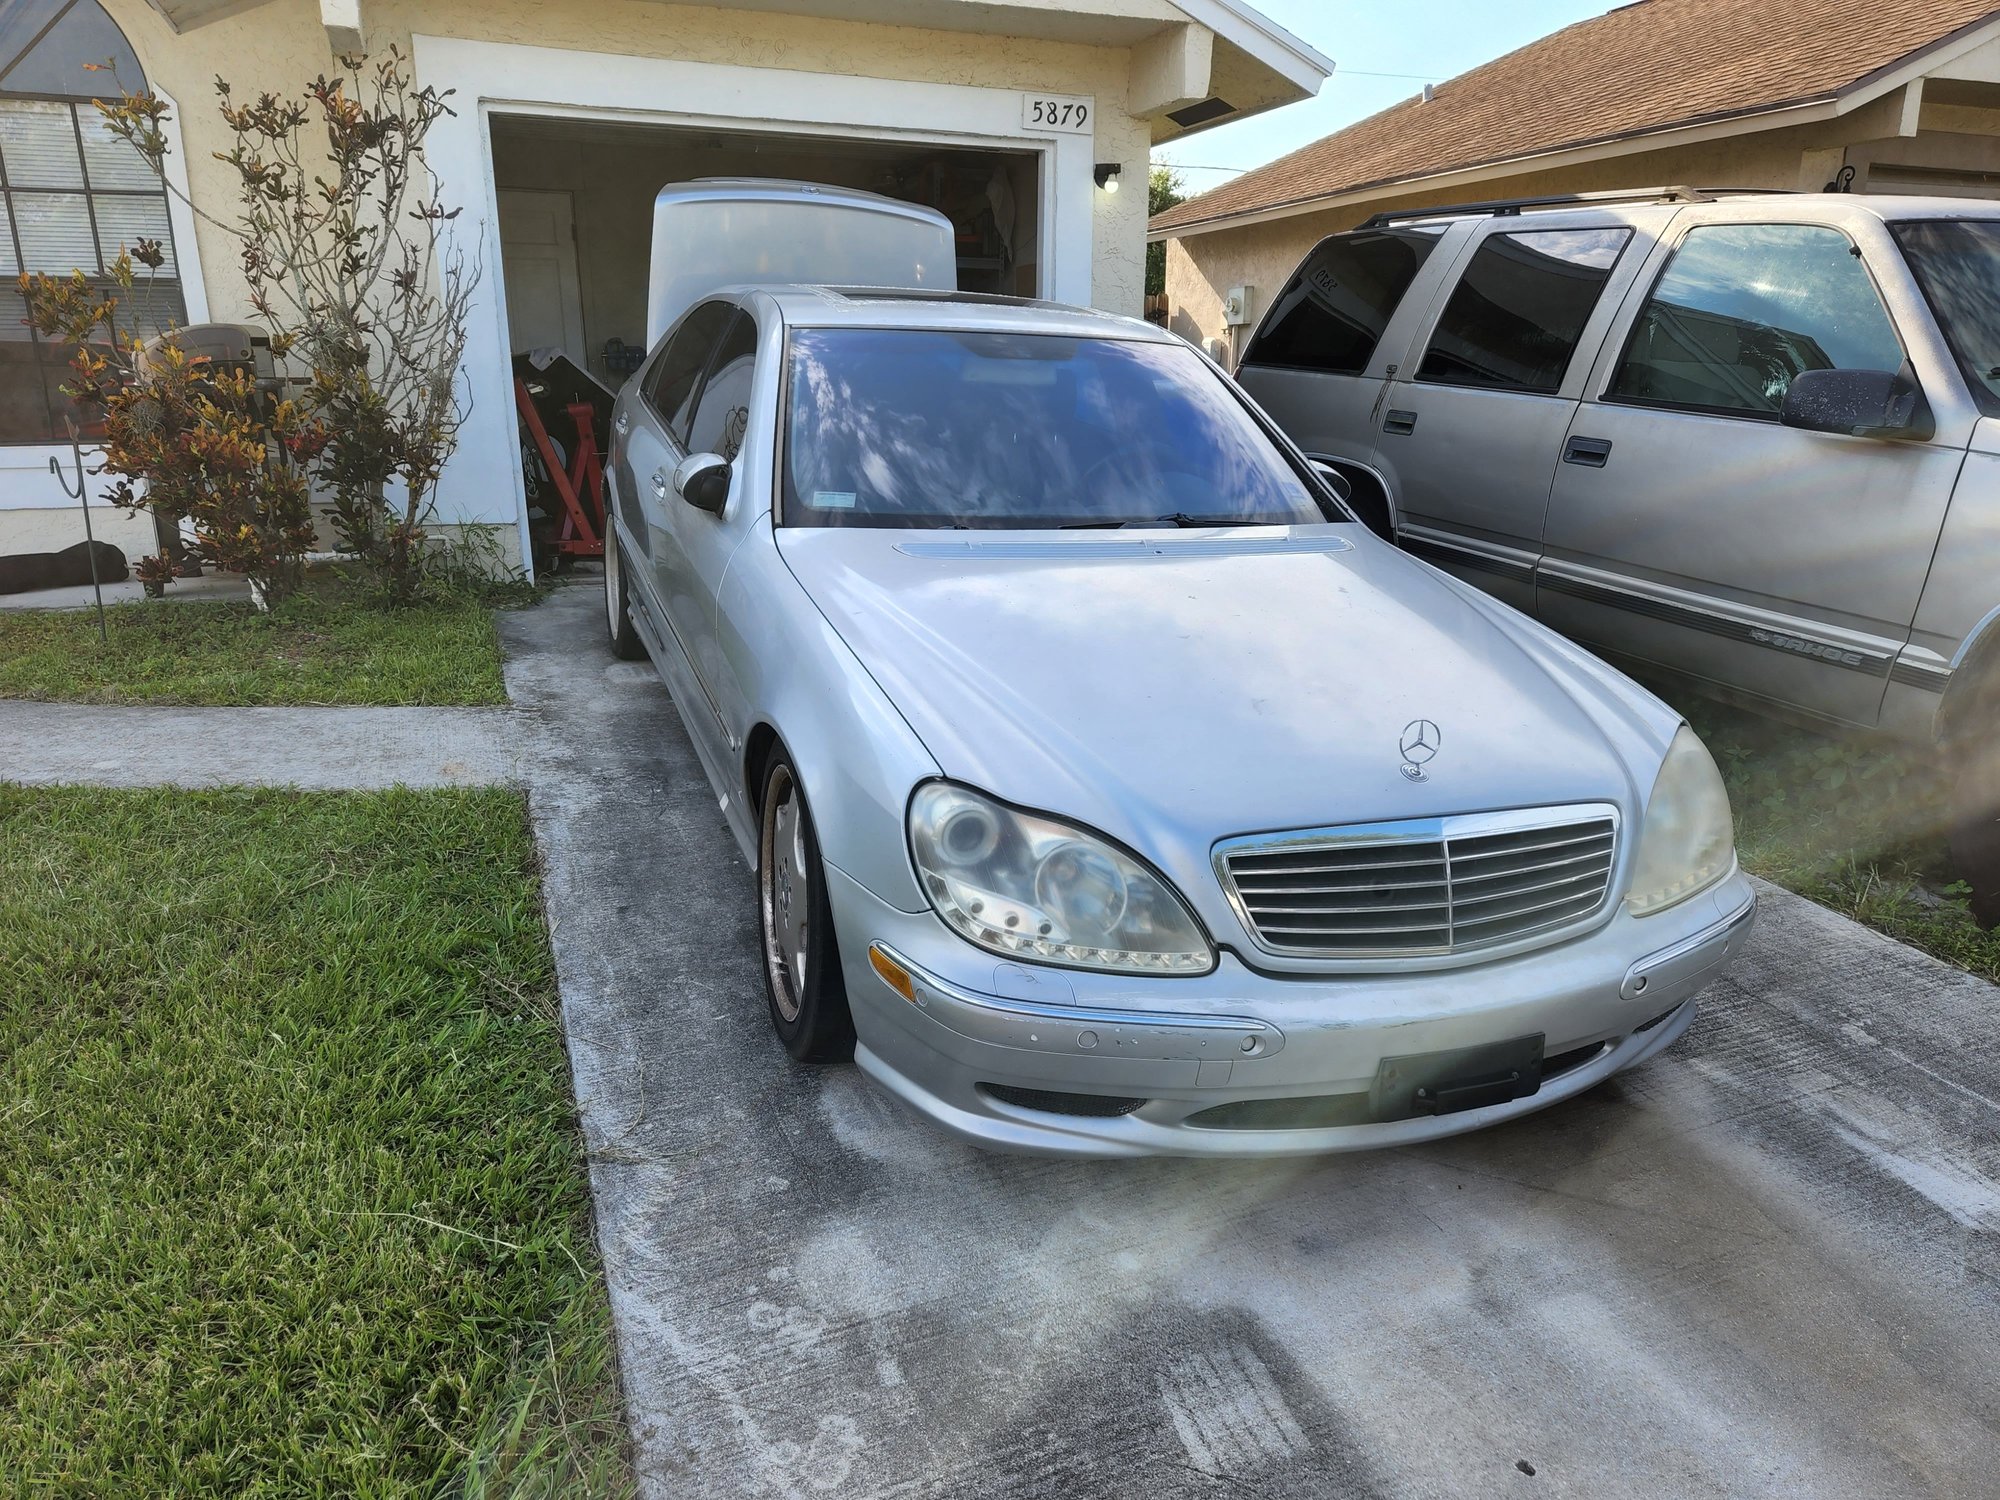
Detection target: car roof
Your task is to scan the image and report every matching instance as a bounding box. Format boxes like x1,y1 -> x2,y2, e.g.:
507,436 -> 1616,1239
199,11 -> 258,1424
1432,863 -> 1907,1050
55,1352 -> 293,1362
732,285 -> 1179,342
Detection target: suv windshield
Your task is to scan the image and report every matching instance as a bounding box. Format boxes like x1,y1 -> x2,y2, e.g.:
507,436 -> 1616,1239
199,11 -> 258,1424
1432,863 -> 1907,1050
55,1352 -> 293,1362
1893,218 -> 2000,417
782,328 -> 1332,528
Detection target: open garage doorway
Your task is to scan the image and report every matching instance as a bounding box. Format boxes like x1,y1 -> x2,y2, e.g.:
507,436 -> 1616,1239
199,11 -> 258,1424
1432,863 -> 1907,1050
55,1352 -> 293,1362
490,115 -> 1043,387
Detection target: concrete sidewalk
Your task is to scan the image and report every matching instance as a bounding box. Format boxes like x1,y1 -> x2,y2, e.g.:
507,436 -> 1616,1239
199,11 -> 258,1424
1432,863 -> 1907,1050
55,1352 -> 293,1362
0,700 -> 543,788
9,584 -> 2000,1499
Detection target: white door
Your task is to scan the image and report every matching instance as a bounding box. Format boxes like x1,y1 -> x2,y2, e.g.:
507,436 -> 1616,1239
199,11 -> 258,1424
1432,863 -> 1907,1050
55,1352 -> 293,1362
497,188 -> 585,363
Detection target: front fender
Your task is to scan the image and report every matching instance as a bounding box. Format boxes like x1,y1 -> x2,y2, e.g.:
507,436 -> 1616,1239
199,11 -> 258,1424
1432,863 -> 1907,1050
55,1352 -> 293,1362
718,525 -> 939,911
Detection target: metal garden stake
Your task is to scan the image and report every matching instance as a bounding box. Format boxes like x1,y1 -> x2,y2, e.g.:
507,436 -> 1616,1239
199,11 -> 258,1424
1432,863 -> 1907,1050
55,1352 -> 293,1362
49,416 -> 107,643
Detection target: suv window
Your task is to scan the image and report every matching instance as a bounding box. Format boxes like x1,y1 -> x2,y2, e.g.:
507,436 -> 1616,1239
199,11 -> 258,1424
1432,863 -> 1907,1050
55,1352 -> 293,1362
1240,227 -> 1442,375
686,311 -> 757,461
1609,222 -> 1904,417
1892,218 -> 2000,418
1417,227 -> 1631,393
646,299 -> 736,446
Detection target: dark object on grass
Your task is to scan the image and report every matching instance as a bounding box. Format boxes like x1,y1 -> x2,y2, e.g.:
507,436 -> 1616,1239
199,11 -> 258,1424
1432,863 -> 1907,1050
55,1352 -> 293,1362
0,540 -> 129,596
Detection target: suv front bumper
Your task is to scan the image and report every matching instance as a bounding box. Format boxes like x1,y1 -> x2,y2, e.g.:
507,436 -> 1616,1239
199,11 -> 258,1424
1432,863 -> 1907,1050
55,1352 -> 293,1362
826,865 -> 1756,1157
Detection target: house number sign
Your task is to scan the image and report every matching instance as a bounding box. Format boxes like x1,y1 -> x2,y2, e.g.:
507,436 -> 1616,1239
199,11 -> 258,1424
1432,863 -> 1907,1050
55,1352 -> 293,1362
1022,94 -> 1092,133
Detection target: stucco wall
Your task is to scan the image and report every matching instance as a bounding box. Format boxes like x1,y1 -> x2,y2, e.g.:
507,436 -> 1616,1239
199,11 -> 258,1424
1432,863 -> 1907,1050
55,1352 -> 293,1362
1164,117 -> 2000,362
101,0 -> 1150,324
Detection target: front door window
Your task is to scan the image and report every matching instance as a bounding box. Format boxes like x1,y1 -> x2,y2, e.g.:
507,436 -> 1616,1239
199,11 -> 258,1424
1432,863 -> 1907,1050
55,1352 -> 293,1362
1608,222 -> 1904,417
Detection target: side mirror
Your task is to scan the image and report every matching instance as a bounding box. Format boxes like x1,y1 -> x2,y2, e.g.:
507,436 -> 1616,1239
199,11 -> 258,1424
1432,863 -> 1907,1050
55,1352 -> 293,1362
1780,367 -> 1934,442
1309,460 -> 1353,504
674,451 -> 732,513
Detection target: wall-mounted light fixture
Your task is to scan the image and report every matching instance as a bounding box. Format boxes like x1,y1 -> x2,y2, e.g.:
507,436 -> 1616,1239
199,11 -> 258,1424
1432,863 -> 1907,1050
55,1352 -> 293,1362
1094,163 -> 1123,193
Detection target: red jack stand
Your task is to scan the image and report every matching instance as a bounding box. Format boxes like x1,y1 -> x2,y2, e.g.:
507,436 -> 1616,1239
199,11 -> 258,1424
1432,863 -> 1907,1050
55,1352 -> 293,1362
515,377 -> 605,563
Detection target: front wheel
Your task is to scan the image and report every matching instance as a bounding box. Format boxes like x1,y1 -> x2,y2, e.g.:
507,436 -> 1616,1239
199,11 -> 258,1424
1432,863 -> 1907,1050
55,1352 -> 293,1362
603,524 -> 644,661
757,751 -> 855,1061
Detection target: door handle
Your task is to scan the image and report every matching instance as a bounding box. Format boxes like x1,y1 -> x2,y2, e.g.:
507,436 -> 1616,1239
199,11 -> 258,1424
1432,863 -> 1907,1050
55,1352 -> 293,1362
614,412 -> 631,436
1382,409 -> 1418,436
651,468 -> 670,497
1563,436 -> 1613,467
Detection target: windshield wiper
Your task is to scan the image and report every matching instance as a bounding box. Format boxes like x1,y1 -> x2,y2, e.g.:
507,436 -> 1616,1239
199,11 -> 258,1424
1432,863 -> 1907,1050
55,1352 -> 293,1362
1057,513 -> 1247,530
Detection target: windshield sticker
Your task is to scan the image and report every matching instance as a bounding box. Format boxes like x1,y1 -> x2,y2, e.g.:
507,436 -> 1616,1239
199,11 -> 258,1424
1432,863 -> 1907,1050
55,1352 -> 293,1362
812,490 -> 858,509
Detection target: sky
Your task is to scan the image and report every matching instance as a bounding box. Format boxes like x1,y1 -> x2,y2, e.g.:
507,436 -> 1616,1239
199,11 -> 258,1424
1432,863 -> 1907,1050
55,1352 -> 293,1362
1152,1 -> 1617,194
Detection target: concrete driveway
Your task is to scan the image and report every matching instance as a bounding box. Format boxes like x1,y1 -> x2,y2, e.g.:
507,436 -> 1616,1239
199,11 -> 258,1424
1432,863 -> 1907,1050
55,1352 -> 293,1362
505,587 -> 2000,1500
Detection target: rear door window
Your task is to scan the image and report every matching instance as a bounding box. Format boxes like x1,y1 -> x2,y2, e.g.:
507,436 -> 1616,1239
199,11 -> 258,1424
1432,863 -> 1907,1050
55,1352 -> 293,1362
1240,227 -> 1442,375
1608,222 -> 1904,417
1417,227 -> 1632,393
645,300 -> 736,447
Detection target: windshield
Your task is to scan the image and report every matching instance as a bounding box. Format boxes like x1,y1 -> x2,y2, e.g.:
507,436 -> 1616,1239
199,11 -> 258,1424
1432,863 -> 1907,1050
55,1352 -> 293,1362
781,328 -> 1333,528
1893,218 -> 2000,417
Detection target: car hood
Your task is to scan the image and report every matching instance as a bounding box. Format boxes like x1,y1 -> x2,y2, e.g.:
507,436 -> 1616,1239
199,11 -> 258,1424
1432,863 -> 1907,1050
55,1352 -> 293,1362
776,524 -> 1679,931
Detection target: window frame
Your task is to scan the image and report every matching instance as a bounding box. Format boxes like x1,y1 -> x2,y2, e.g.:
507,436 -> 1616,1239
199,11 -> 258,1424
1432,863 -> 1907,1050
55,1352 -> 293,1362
0,88 -> 192,448
1597,218 -> 1912,425
1411,224 -> 1634,397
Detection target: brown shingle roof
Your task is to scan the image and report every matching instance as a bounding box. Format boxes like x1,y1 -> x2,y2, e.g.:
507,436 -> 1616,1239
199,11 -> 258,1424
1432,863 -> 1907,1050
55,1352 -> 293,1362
1153,0 -> 2000,234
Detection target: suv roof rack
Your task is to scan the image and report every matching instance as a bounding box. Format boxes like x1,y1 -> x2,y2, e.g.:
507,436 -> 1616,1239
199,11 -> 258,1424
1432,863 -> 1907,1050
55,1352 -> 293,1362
1355,185 -> 1791,230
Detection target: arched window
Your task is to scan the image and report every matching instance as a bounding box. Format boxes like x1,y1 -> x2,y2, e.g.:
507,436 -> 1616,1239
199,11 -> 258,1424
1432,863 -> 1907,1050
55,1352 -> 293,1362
0,0 -> 186,445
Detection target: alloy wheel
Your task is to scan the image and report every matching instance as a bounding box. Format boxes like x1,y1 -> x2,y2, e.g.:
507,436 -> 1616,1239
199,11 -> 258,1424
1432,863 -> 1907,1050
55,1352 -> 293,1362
760,764 -> 811,1022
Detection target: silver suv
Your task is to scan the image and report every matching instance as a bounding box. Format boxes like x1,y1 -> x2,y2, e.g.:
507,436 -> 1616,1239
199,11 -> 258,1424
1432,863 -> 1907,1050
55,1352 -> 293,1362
1236,189 -> 2000,919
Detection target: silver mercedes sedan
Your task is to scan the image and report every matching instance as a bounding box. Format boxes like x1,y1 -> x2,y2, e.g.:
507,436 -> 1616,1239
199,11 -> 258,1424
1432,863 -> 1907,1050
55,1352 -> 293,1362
603,285 -> 1757,1157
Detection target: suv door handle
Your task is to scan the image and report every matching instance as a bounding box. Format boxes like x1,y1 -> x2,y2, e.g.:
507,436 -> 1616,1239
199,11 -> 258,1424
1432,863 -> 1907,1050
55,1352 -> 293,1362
1382,409 -> 1418,436
614,412 -> 631,436
651,468 -> 670,498
1563,436 -> 1612,467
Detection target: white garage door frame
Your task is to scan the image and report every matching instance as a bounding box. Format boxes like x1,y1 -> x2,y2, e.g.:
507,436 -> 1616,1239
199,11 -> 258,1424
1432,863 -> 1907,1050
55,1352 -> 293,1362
413,34 -> 1098,577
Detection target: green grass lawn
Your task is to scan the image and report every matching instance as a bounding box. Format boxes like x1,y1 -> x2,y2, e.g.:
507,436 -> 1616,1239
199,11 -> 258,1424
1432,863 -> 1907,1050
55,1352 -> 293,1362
0,786 -> 628,1496
0,580 -> 511,706
1680,695 -> 2000,983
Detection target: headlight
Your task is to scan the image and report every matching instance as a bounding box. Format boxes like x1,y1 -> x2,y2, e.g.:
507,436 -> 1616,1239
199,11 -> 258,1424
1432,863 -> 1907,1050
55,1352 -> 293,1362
1626,724 -> 1736,916
907,782 -> 1214,974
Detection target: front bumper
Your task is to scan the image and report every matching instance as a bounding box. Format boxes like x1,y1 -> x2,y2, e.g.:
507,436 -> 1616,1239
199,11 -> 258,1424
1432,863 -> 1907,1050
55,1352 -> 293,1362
826,864 -> 1757,1157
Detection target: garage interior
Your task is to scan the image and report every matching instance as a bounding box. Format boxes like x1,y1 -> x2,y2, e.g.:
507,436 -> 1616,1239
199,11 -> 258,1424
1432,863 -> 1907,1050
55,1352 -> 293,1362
490,116 -> 1043,387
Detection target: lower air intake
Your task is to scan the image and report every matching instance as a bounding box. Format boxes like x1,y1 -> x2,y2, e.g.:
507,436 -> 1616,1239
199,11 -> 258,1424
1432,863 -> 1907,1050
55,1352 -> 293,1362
981,1085 -> 1146,1118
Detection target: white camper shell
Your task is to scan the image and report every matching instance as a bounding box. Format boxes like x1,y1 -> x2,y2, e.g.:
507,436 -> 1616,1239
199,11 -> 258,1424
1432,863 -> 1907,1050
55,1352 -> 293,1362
645,178 -> 956,346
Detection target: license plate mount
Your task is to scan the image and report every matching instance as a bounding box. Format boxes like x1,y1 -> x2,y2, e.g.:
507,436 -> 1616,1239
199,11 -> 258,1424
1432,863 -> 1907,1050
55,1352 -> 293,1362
1371,1034 -> 1546,1121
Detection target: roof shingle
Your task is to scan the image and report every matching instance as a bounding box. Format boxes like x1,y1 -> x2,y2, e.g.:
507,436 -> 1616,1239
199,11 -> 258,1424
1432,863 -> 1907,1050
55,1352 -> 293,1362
1153,0 -> 1999,234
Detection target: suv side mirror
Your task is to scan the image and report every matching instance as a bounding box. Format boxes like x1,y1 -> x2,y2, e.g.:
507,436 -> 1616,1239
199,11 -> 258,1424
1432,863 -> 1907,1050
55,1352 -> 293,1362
1780,367 -> 1935,442
674,451 -> 732,513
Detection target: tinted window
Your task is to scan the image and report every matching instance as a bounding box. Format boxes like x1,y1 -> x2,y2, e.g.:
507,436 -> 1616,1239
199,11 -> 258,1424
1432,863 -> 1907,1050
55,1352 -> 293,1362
1611,223 -> 1904,416
645,300 -> 735,445
1417,227 -> 1630,393
784,330 -> 1328,529
1241,228 -> 1441,375
686,312 -> 757,461
1893,218 -> 2000,417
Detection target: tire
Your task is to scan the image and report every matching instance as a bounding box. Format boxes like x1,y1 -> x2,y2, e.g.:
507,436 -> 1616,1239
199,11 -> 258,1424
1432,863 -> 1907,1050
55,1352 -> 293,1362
756,750 -> 855,1061
1945,671 -> 2000,928
603,524 -> 645,661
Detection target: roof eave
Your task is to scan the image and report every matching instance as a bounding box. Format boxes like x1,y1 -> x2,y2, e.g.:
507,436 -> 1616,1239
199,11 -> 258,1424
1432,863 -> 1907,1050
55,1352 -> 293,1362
1172,0 -> 1333,94
1152,8 -> 2000,242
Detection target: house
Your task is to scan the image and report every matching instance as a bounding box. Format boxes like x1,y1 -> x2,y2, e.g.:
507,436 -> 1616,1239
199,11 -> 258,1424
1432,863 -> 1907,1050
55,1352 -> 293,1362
0,0 -> 1331,574
1154,0 -> 2000,364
